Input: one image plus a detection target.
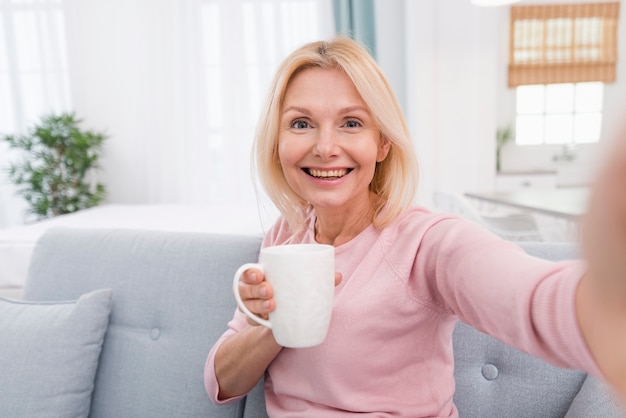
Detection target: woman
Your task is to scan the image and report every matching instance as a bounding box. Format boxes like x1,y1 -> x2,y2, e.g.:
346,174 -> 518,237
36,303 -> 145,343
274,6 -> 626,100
205,37 -> 626,416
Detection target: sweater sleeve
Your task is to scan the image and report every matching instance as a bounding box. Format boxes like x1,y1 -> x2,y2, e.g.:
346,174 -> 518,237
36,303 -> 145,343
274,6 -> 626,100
416,216 -> 603,377
204,217 -> 291,404
204,309 -> 250,404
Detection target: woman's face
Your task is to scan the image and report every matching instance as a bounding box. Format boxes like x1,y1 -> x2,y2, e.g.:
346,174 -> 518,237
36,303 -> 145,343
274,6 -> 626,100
278,67 -> 390,217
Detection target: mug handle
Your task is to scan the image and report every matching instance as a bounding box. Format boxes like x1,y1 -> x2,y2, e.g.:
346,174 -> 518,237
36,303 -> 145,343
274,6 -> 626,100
232,263 -> 272,328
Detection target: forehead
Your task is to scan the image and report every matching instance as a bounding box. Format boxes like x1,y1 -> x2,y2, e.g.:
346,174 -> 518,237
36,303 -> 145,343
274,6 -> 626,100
286,67 -> 357,94
282,67 -> 365,107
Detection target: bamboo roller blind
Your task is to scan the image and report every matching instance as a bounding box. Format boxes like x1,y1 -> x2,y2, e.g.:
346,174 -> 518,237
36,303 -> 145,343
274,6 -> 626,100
508,2 -> 620,87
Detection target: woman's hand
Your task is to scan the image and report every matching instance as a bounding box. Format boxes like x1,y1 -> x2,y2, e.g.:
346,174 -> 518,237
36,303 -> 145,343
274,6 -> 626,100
236,269 -> 343,326
578,123 -> 626,403
236,269 -> 275,324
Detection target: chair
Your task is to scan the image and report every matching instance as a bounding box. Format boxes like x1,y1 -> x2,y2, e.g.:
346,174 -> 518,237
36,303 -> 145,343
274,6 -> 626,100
432,191 -> 543,242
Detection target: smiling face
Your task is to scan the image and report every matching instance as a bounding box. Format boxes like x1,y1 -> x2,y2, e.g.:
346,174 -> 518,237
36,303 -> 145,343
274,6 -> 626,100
278,67 -> 390,220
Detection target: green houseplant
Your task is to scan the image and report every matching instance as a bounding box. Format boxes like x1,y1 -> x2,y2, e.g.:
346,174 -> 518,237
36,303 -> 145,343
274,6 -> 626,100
496,124 -> 514,173
2,112 -> 107,220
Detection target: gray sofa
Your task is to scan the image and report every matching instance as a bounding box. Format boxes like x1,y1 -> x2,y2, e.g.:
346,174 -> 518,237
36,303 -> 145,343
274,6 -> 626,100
15,227 -> 626,417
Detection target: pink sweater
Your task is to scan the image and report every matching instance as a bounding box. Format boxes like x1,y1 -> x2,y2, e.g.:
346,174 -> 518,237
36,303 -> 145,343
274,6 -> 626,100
205,207 -> 600,417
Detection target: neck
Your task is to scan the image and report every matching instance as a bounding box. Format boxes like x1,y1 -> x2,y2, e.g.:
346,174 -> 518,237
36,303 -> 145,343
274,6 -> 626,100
314,192 -> 381,246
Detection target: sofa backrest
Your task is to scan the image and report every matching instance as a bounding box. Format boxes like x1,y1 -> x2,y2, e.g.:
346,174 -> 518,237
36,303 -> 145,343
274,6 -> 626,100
22,228 -> 624,418
23,227 -> 263,418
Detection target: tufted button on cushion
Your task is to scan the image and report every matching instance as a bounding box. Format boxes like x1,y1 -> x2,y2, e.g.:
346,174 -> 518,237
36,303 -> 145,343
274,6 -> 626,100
150,328 -> 161,340
481,363 -> 499,380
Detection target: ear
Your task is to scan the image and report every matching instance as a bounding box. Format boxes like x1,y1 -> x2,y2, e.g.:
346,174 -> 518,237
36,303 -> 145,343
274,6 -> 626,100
377,136 -> 391,162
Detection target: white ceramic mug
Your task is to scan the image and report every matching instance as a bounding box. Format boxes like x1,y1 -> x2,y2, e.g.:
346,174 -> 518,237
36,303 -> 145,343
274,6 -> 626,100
232,243 -> 335,348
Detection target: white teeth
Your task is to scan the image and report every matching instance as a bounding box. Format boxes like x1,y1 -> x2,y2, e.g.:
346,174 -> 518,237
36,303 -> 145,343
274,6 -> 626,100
308,169 -> 348,178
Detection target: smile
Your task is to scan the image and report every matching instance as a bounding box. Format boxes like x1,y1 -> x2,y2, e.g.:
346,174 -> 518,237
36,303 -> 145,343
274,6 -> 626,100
304,168 -> 352,179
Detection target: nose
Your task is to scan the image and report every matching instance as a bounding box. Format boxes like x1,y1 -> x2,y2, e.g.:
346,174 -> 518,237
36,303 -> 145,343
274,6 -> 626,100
313,126 -> 339,160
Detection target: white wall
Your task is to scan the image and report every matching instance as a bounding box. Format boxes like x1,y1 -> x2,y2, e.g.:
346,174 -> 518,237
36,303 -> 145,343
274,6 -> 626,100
381,0 -> 502,208
376,0 -> 626,209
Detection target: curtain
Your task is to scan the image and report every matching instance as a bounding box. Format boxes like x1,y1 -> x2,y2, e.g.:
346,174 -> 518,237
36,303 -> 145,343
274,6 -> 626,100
0,0 -> 334,228
333,0 -> 377,59
0,0 -> 71,226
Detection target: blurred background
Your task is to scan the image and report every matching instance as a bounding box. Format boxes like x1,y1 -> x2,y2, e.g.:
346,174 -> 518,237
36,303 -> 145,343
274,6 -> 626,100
1,0 -> 624,233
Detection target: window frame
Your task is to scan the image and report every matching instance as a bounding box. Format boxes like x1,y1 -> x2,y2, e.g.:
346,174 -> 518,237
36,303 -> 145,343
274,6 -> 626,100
514,81 -> 603,146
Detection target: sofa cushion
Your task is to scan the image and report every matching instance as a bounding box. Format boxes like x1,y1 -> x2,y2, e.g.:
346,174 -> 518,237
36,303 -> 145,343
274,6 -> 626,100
0,288 -> 112,417
23,228 -> 262,418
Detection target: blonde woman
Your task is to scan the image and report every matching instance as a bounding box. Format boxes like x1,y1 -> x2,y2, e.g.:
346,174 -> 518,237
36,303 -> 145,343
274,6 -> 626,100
205,37 -> 626,416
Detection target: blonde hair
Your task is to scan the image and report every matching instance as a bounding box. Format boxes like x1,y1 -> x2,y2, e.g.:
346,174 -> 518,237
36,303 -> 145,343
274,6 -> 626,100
253,36 -> 419,232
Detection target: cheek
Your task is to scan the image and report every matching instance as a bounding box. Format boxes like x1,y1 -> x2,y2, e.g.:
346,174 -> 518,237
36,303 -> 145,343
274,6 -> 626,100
277,137 -> 305,169
365,143 -> 385,169
277,141 -> 302,188
277,140 -> 293,170
277,158 -> 305,201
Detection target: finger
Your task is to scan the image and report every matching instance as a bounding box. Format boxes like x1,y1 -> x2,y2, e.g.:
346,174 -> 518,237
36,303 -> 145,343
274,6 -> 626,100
242,298 -> 275,317
236,283 -> 276,326
242,296 -> 275,326
237,280 -> 273,302
335,272 -> 343,287
242,268 -> 264,284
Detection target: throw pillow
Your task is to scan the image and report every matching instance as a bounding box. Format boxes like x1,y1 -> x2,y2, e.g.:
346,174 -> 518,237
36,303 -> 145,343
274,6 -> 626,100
0,288 -> 112,417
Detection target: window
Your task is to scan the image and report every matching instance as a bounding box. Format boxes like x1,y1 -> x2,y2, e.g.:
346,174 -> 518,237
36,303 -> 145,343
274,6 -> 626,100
509,3 -> 618,147
515,82 -> 602,145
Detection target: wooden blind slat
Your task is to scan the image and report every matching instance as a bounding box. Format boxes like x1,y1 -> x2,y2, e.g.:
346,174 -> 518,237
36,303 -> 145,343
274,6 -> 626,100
512,3 -> 619,19
508,2 -> 620,87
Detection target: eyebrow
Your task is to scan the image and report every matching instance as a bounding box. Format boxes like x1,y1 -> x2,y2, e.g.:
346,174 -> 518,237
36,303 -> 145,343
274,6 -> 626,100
282,105 -> 370,116
282,106 -> 311,115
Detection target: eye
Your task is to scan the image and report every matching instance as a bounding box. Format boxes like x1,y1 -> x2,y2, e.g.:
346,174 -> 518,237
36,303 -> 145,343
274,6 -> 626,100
344,119 -> 362,129
290,119 -> 310,129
